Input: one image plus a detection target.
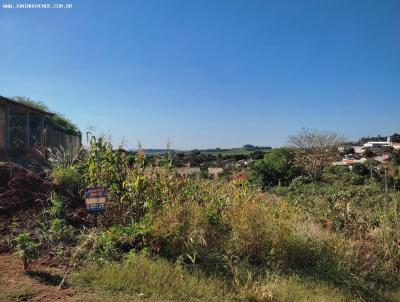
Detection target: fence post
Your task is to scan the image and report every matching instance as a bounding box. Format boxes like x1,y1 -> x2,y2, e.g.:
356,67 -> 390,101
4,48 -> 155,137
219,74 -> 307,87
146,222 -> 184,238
25,112 -> 30,152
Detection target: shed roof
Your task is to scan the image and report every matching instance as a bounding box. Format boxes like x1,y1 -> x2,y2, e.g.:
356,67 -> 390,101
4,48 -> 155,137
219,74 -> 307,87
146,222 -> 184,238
0,95 -> 55,116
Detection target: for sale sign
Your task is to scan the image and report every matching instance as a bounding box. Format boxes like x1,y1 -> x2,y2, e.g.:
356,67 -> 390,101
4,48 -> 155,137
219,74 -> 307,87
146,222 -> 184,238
85,187 -> 107,212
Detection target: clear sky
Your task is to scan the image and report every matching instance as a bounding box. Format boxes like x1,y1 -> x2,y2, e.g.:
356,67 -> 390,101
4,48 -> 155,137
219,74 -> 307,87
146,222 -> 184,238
0,0 -> 399,149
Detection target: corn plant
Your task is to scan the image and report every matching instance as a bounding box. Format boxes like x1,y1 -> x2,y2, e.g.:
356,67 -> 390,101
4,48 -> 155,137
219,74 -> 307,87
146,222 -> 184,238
83,136 -> 127,196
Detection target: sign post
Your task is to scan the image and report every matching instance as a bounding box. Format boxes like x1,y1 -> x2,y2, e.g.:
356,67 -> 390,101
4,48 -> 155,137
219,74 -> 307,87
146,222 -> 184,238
85,187 -> 107,226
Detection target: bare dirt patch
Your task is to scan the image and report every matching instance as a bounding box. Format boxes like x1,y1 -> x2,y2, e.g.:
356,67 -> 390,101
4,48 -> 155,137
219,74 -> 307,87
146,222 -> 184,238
0,253 -> 75,302
0,163 -> 82,216
0,163 -> 52,216
0,254 -> 163,302
0,163 -> 85,252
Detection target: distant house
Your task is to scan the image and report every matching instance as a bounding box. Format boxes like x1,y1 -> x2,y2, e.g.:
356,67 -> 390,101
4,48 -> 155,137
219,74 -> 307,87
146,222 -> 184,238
362,137 -> 400,151
208,167 -> 224,177
177,167 -> 201,176
0,96 -> 81,159
353,146 -> 365,154
333,152 -> 391,168
375,153 -> 392,163
234,159 -> 254,168
340,137 -> 399,155
363,137 -> 392,148
332,158 -> 366,169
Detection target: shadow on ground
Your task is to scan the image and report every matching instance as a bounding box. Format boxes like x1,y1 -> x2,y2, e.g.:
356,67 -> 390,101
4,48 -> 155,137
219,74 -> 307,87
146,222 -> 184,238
27,270 -> 63,286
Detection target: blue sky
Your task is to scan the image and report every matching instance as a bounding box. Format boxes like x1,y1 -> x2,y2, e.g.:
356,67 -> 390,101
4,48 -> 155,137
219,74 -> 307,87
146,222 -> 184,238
0,0 -> 399,149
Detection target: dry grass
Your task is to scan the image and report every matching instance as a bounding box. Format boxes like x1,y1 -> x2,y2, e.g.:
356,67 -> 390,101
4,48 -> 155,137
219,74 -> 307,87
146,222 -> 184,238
70,254 -> 234,302
70,254 -> 361,302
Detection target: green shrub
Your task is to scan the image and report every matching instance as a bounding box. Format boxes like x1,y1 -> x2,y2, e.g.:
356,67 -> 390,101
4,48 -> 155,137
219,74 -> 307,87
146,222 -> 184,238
13,232 -> 39,271
52,165 -> 81,193
352,163 -> 369,177
78,223 -> 151,262
46,191 -> 64,218
328,165 -> 350,175
250,148 -> 300,188
50,219 -> 67,239
341,172 -> 365,185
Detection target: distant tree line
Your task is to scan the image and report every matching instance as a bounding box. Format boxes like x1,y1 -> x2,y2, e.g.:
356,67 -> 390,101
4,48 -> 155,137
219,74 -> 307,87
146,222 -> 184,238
251,129 -> 344,188
251,128 -> 400,191
242,144 -> 272,151
170,150 -> 266,167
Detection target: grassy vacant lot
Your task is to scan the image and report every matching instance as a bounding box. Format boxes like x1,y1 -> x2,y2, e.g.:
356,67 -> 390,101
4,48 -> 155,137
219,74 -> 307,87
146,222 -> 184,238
0,253 -> 359,302
3,137 -> 400,301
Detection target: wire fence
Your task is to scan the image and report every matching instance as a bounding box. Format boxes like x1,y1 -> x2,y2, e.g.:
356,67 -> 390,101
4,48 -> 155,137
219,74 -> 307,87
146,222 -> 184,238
45,126 -> 82,156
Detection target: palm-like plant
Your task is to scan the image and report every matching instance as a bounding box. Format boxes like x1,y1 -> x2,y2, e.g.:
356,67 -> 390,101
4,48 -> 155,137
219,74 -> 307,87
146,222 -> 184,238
14,232 -> 39,271
47,145 -> 84,169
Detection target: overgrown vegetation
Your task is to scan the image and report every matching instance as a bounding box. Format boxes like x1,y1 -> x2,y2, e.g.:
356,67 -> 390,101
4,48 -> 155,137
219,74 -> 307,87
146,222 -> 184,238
11,96 -> 81,135
71,253 -> 360,302
7,131 -> 400,301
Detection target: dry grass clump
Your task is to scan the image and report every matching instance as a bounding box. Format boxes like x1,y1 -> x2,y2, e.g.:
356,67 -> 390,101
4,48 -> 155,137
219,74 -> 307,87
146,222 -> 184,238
70,253 -> 235,302
225,198 -> 292,265
151,180 -> 296,266
71,253 -> 360,302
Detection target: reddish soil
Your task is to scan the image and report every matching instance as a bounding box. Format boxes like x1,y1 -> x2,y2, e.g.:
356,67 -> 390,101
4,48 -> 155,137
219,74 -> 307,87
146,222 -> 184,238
0,163 -> 85,252
0,162 -> 83,216
0,163 -> 53,215
0,254 -> 77,301
0,254 -> 157,302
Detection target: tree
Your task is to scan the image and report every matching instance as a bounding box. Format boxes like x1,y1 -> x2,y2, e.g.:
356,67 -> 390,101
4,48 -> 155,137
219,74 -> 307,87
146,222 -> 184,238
343,147 -> 355,155
391,133 -> 400,143
392,150 -> 400,165
250,150 -> 266,160
251,148 -> 299,188
352,163 -> 369,177
288,128 -> 344,180
233,154 -> 248,161
243,144 -> 256,150
363,148 -> 375,159
191,149 -> 201,156
364,159 -> 379,180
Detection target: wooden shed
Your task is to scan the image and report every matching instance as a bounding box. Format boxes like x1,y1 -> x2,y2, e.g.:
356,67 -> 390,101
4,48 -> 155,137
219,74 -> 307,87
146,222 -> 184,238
0,96 -> 81,159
